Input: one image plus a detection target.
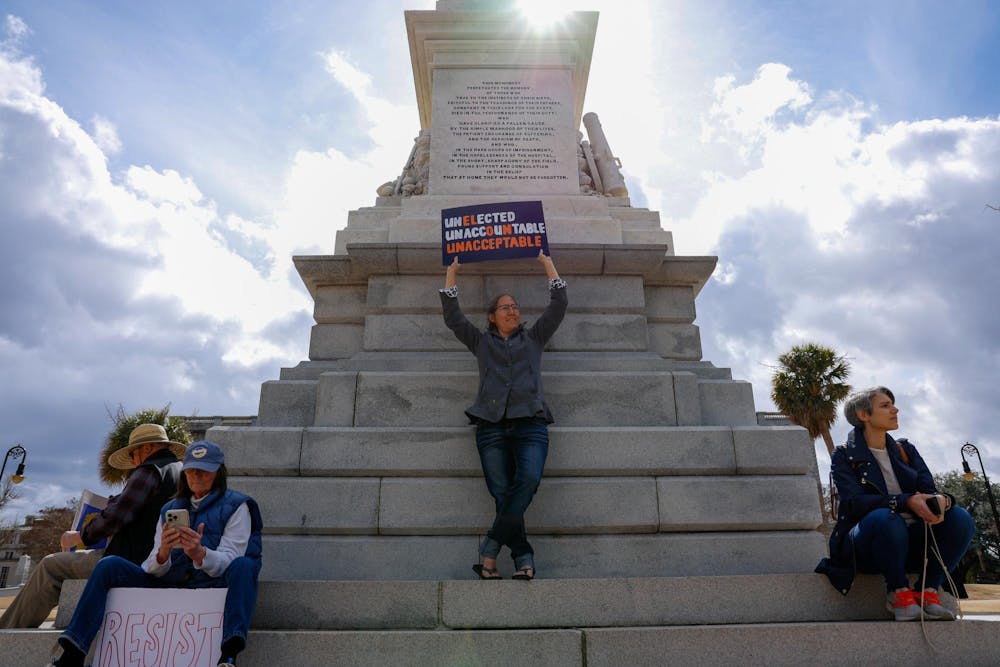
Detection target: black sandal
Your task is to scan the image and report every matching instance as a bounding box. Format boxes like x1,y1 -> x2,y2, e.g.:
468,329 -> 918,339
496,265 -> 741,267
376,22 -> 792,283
472,563 -> 502,580
511,566 -> 535,581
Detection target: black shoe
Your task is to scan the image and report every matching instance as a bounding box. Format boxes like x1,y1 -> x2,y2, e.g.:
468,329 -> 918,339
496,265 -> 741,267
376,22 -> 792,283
218,635 -> 244,666
472,563 -> 502,579
52,638 -> 85,667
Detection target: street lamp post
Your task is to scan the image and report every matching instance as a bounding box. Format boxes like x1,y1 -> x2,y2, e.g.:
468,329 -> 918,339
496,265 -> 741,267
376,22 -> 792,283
1,444 -> 28,485
961,442 -> 1000,539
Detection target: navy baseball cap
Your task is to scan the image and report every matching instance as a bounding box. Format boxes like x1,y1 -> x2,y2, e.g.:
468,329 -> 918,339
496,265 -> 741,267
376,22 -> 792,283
181,440 -> 225,472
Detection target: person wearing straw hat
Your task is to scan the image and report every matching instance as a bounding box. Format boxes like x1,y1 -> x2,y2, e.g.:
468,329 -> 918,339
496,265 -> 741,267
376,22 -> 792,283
0,423 -> 183,628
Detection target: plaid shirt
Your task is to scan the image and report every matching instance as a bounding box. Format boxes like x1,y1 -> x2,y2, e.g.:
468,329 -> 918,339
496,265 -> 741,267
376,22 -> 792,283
81,465 -> 163,546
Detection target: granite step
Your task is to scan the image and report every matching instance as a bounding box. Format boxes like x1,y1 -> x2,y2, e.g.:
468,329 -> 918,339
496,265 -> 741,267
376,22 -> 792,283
11,622 -> 996,667
276,354 -> 734,380
256,370 -> 757,428
229,474 -> 821,536
50,574 -> 923,631
9,573 -> 994,667
212,425 -> 814,478
254,531 -> 827,581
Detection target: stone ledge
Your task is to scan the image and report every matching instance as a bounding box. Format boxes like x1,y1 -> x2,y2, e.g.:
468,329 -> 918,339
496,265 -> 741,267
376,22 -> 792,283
212,426 -> 818,479
12,620 -> 996,667
49,573 -> 957,631
257,531 -> 826,580
232,475 -> 820,535
293,244 -> 716,297
583,621 -> 999,667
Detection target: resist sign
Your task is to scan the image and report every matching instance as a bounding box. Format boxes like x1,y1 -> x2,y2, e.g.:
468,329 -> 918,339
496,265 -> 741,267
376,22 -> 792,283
93,587 -> 226,667
441,200 -> 549,265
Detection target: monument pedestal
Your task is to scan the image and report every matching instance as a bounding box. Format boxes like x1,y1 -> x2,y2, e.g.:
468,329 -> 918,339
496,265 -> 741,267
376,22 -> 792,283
185,238 -> 828,583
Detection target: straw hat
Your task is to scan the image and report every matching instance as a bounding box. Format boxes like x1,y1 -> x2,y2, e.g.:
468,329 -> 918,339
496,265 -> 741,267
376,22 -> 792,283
107,423 -> 187,470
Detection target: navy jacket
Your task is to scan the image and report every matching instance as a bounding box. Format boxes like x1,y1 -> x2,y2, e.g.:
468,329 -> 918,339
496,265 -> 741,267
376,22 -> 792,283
159,488 -> 263,587
441,282 -> 567,424
816,427 -> 941,593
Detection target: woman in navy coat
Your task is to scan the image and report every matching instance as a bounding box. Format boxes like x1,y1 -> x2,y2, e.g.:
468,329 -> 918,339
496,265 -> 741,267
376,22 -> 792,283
818,386 -> 975,620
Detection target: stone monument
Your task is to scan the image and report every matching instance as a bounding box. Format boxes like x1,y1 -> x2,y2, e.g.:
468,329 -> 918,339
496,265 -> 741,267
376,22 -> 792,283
225,0 -> 828,581
13,2 -> 998,664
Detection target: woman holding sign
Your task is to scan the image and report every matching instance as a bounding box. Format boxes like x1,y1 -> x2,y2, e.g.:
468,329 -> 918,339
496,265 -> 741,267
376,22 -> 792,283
441,250 -> 567,581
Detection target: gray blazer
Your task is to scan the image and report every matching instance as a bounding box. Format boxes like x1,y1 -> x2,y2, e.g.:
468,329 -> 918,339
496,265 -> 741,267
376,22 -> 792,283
441,283 -> 567,423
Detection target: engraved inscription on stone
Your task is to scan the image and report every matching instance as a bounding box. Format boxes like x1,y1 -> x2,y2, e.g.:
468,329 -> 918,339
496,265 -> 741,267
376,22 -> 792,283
430,68 -> 578,195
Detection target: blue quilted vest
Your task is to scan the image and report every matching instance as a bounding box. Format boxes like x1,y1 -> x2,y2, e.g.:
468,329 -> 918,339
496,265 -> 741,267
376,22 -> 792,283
158,488 -> 263,586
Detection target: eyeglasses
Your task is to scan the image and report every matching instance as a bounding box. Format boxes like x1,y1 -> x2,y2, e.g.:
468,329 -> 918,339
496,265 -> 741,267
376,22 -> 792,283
494,304 -> 520,313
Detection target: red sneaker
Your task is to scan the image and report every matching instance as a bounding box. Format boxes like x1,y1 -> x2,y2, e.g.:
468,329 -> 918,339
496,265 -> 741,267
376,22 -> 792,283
918,588 -> 956,621
886,588 -> 921,621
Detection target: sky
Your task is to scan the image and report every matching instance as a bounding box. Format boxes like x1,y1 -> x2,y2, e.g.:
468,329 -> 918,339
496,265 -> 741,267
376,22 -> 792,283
1,0 -> 999,522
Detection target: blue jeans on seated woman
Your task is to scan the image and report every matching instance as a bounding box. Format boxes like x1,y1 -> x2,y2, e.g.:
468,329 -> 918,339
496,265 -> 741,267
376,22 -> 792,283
475,417 -> 549,570
842,506 -> 976,591
59,554 -> 260,654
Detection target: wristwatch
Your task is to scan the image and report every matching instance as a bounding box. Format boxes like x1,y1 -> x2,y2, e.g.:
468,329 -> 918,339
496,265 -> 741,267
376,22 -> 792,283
888,496 -> 899,512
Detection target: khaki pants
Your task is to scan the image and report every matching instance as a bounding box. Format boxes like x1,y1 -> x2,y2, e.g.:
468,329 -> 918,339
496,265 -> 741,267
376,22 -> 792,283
0,549 -> 103,628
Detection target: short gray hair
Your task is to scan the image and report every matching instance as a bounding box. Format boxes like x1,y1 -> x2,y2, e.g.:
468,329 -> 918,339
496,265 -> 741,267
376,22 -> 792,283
843,386 -> 895,427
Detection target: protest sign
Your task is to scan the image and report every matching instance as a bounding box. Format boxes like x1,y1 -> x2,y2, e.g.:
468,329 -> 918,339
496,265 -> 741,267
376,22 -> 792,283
69,489 -> 109,551
441,200 -> 549,265
93,587 -> 226,667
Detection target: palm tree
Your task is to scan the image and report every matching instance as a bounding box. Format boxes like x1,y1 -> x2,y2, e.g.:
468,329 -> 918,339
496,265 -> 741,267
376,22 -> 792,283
99,405 -> 192,486
770,343 -> 852,456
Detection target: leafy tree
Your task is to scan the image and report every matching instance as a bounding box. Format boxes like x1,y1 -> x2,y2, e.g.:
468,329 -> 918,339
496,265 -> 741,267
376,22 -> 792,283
771,343 -> 852,455
18,499 -> 77,564
99,405 -> 192,487
935,470 -> 1000,583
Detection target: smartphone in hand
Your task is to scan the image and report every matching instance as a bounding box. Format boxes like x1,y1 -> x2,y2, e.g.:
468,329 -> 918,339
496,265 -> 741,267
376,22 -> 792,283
164,509 -> 190,549
925,495 -> 946,517
165,509 -> 190,529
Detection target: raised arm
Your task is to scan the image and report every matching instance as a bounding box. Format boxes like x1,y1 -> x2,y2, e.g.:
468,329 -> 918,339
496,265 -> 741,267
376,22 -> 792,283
440,257 -> 481,352
530,251 -> 567,344
537,250 -> 560,280
444,256 -> 460,289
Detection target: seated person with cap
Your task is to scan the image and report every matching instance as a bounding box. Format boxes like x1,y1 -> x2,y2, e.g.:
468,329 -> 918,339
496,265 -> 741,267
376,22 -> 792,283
52,441 -> 263,667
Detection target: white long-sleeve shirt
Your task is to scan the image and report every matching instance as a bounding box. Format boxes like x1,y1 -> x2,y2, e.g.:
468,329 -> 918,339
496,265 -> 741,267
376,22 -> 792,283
141,502 -> 251,578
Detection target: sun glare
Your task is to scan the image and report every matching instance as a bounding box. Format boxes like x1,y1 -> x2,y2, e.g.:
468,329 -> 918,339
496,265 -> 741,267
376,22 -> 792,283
516,0 -> 575,27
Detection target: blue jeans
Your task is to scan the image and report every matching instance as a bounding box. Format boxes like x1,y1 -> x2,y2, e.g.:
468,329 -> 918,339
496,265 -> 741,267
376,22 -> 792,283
475,418 -> 549,570
60,555 -> 260,654
844,507 -> 975,591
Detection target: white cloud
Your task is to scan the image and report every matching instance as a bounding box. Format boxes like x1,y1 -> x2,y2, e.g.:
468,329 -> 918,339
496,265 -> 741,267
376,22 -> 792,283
705,63 -> 812,143
0,42 -> 315,519
125,165 -> 203,205
4,14 -> 31,44
267,49 -> 420,259
689,64 -> 1000,478
91,115 -> 122,155
0,30 -> 435,520
323,51 -> 372,99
